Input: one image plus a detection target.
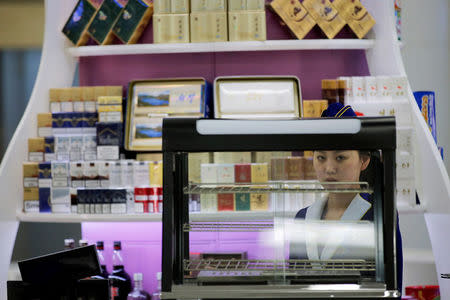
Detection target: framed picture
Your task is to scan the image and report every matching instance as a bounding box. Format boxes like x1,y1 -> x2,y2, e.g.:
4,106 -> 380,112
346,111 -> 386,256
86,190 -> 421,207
125,78 -> 212,151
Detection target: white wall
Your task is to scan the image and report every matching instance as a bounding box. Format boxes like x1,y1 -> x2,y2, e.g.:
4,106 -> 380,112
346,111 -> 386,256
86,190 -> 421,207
399,0 -> 449,292
401,0 -> 449,173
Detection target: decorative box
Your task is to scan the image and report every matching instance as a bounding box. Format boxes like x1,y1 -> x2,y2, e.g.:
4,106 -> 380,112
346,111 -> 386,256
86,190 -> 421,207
228,11 -> 266,41
153,13 -> 190,43
214,76 -> 302,119
62,0 -> 97,46
87,0 -> 127,45
113,0 -> 154,44
125,78 -> 212,151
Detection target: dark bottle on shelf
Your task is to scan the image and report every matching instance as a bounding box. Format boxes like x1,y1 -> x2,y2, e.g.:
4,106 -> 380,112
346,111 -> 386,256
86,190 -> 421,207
92,241 -> 109,280
109,241 -> 132,300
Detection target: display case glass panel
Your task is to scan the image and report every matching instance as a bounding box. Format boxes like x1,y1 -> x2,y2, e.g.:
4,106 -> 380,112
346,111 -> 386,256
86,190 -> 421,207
183,149 -> 379,287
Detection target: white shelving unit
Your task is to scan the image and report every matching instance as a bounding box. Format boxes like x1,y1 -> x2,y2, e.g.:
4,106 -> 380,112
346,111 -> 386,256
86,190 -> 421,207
0,0 -> 449,299
67,39 -> 375,56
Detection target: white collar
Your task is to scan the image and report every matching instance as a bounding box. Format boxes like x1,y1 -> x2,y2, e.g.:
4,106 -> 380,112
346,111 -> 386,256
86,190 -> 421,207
305,194 -> 372,260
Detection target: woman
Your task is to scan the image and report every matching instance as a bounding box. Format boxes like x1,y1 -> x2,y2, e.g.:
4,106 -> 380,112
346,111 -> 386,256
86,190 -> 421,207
290,103 -> 403,292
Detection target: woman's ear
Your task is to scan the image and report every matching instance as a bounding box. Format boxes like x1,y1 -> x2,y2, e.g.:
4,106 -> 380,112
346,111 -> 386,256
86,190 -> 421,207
360,155 -> 371,171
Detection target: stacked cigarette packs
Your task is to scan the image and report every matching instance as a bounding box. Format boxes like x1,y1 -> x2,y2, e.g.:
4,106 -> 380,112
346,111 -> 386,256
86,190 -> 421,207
153,0 -> 190,43
197,162 -> 270,213
228,0 -> 266,41
190,0 -> 228,42
332,75 -> 416,207
63,0 -> 154,46
24,85 -> 165,215
270,0 -> 375,39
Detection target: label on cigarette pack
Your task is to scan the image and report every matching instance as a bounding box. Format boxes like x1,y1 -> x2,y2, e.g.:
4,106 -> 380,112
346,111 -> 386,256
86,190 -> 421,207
29,152 -> 44,162
97,146 -> 119,161
38,127 -> 53,137
24,178 -> 39,188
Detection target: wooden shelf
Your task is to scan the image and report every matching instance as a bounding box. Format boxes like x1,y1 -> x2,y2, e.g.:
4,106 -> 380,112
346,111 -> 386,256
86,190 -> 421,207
67,39 -> 376,57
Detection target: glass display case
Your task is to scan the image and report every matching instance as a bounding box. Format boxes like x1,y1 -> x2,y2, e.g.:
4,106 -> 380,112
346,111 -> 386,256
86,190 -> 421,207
161,117 -> 400,299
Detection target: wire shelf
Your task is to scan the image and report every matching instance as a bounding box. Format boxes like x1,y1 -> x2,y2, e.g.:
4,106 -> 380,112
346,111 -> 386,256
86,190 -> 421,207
184,181 -> 373,194
184,259 -> 376,272
184,221 -> 273,232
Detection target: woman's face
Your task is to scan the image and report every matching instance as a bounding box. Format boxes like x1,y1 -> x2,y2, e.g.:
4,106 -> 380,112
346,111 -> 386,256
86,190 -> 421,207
313,150 -> 370,184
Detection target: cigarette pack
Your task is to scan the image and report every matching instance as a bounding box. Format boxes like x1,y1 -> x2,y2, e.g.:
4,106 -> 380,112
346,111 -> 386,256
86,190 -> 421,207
333,0 -> 375,39
191,0 -> 226,12
39,187 -> 51,213
250,193 -> 268,211
190,12 -> 227,42
302,0 -> 346,39
414,91 -> 437,143
28,138 -> 45,162
96,122 -> 123,146
38,113 -> 53,137
23,187 -> 39,213
235,193 -> 250,211
113,0 -> 154,44
251,163 -> 268,183
234,164 -> 251,183
228,11 -> 266,41
62,0 -> 97,46
218,194 -> 235,211
49,88 -> 61,113
153,14 -> 190,43
269,0 -> 316,40
87,0 -> 126,45
188,153 -> 212,183
216,164 -> 235,183
23,162 -> 39,188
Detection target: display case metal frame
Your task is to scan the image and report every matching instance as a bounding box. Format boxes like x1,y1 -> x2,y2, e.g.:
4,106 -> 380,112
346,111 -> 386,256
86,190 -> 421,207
161,117 -> 399,299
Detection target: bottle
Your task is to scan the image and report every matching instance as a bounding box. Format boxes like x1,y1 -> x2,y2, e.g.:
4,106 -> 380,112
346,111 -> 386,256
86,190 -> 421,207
151,272 -> 162,300
109,241 -> 132,300
92,241 -> 109,280
79,239 -> 89,247
127,273 -> 151,300
64,238 -> 75,250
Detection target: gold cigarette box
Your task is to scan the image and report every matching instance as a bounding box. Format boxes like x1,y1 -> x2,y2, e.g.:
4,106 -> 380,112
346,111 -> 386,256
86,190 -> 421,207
333,0 -> 375,39
153,14 -> 190,43
191,0 -> 227,12
105,86 -> 124,96
37,113 -> 53,128
269,0 -> 316,40
228,11 -> 266,41
28,138 -> 45,153
229,0 -> 265,11
302,99 -> 328,118
154,0 -> 189,14
23,162 -> 39,178
24,187 -> 39,201
302,0 -> 346,39
190,12 -> 228,42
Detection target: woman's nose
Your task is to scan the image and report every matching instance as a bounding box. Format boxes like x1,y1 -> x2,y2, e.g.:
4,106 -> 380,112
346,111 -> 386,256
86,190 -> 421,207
325,162 -> 337,174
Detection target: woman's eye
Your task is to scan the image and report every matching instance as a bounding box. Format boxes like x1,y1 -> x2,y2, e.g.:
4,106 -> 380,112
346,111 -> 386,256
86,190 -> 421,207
317,155 -> 325,161
336,155 -> 346,161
